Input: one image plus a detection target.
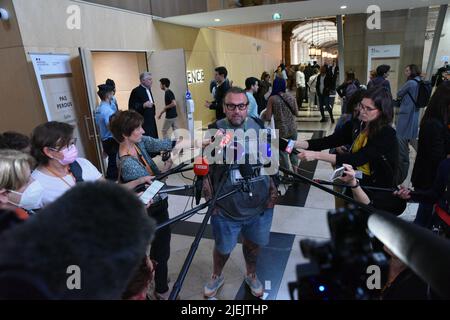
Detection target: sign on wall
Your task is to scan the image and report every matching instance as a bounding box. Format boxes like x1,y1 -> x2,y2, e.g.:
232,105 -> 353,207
367,45 -> 401,82
187,69 -> 205,84
30,53 -> 86,157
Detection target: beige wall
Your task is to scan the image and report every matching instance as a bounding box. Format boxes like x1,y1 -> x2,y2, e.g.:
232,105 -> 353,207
1,0 -> 281,164
91,51 -> 148,110
0,0 -> 47,135
344,8 -> 428,93
152,21 -> 282,126
215,22 -> 282,44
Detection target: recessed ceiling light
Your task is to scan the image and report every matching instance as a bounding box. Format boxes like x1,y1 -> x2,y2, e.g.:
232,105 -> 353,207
340,5 -> 347,9
272,13 -> 282,21
214,18 -> 221,22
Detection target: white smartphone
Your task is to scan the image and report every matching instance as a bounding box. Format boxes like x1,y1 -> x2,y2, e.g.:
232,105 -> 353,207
139,180 -> 165,205
330,167 -> 346,181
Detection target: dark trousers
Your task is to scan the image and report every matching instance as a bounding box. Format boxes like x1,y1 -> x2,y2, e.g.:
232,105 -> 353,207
414,202 -> 433,229
102,138 -> 119,181
304,84 -> 309,103
296,87 -> 304,110
148,198 -> 171,294
318,94 -> 333,120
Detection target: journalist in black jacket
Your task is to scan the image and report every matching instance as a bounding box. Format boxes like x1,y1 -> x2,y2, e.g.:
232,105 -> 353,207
411,82 -> 450,190
294,87 -> 399,188
409,82 -> 450,227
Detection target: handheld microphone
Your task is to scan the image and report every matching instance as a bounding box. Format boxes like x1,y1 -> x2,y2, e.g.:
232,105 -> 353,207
239,164 -> 255,197
193,157 -> 209,205
216,130 -> 234,155
279,138 -> 300,155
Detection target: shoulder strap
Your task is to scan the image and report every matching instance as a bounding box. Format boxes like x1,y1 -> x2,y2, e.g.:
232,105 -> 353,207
69,161 -> 84,183
277,94 -> 296,116
250,116 -> 266,129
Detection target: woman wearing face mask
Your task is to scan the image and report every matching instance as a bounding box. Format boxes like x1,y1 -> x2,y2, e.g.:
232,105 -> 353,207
0,150 -> 43,233
30,122 -> 103,208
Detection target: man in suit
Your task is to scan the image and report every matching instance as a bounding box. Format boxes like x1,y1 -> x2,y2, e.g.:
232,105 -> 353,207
316,65 -> 334,123
128,72 -> 158,139
205,67 -> 231,121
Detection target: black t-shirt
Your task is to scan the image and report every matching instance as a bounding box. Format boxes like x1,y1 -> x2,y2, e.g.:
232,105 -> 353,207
164,90 -> 178,119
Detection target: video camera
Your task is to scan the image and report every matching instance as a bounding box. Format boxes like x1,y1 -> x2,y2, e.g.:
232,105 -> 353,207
289,206 -> 389,300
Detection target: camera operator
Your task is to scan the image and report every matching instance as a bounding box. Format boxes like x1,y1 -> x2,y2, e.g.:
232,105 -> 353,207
333,165 -> 428,299
202,87 -> 279,299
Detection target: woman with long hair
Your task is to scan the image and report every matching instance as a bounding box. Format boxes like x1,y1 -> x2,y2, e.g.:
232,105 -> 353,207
263,77 -> 299,174
294,86 -> 398,189
410,81 -> 450,227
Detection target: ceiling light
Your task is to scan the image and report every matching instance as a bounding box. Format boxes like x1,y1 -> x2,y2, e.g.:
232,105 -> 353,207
340,5 -> 347,9
214,18 -> 221,22
272,13 -> 282,21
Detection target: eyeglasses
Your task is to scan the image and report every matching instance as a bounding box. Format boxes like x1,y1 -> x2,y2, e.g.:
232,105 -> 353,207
50,138 -> 77,152
358,103 -> 378,112
225,103 -> 249,111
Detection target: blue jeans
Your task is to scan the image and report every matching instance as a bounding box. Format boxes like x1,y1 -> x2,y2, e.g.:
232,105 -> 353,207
211,208 -> 274,255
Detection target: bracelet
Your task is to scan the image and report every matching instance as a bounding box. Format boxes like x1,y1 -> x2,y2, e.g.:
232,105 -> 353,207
350,179 -> 360,188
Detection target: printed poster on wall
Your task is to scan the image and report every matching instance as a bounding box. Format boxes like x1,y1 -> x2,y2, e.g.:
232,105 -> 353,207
30,53 -> 86,157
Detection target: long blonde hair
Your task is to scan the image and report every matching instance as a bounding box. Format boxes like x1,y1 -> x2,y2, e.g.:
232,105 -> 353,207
0,150 -> 35,191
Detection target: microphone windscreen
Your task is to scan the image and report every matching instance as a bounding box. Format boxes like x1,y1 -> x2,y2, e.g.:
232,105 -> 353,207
194,157 -> 209,176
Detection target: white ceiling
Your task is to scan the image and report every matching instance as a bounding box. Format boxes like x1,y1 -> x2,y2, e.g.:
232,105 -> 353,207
292,20 -> 337,47
159,0 -> 449,28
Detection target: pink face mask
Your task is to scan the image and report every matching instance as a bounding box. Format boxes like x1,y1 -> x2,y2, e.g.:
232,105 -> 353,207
57,145 -> 78,165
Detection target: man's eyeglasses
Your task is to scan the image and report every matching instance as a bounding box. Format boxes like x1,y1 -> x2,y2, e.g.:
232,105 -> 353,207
49,138 -> 77,152
225,103 -> 249,111
358,103 -> 378,112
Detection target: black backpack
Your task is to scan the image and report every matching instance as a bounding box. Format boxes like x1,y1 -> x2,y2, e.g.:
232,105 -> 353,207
408,79 -> 432,108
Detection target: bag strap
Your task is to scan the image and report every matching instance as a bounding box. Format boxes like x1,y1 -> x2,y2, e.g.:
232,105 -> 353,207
69,161 -> 84,183
277,93 -> 296,116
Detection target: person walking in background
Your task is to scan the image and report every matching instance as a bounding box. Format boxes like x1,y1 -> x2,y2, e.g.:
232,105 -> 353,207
158,78 -> 180,140
337,71 -> 360,115
395,64 -> 424,183
128,72 -> 159,139
368,64 -> 391,94
205,67 -> 231,121
256,72 -> 271,115
316,66 -> 334,123
94,84 -> 119,180
307,68 -> 319,111
245,77 -> 260,119
263,77 -> 299,174
295,65 -> 306,111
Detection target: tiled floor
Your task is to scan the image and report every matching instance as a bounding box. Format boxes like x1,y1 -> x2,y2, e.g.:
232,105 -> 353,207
153,100 -> 420,301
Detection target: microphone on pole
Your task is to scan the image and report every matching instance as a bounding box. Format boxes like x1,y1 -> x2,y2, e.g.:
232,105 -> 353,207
238,164 -> 255,197
193,157 -> 209,205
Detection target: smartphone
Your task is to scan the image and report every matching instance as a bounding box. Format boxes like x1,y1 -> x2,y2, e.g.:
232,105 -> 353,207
330,167 -> 346,181
285,140 -> 295,154
139,180 -> 165,205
